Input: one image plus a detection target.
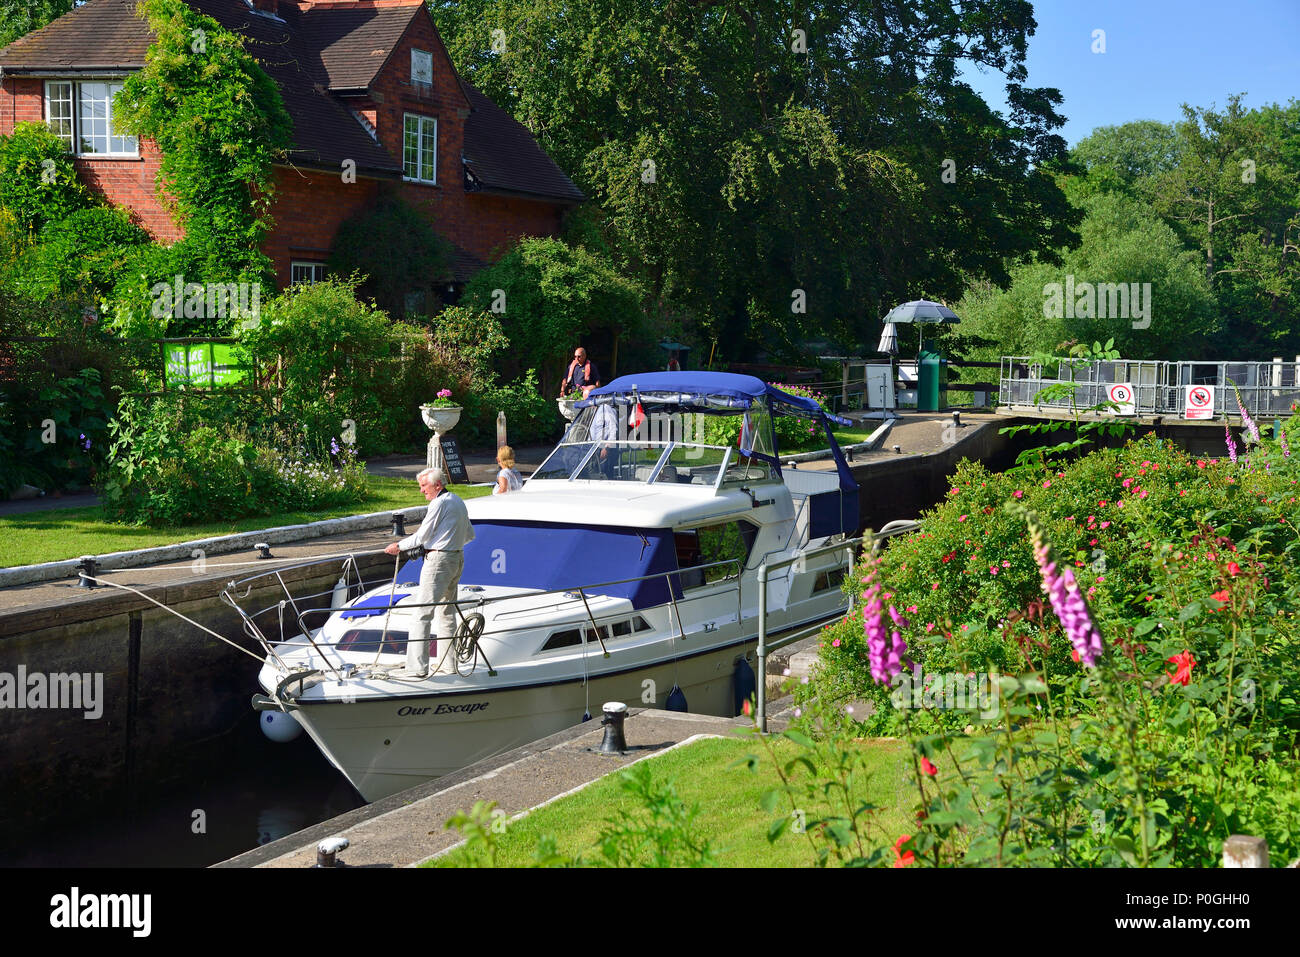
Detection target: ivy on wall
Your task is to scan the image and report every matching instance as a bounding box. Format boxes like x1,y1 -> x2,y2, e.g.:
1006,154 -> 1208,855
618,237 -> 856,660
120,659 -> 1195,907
116,0 -> 293,286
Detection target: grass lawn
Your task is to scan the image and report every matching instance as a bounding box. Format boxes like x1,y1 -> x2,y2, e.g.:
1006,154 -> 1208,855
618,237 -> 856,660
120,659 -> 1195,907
0,477 -> 492,568
428,734 -> 912,867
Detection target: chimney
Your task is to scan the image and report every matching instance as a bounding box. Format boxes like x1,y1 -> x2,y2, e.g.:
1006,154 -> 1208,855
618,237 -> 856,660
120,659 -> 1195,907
251,0 -> 279,15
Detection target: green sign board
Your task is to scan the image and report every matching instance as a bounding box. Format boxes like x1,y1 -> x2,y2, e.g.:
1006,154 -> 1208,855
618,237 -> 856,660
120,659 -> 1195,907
164,343 -> 248,389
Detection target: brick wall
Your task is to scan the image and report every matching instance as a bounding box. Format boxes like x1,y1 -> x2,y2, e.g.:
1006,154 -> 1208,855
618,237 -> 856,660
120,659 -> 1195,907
1,75 -> 180,241
263,166 -> 382,287
462,192 -> 566,263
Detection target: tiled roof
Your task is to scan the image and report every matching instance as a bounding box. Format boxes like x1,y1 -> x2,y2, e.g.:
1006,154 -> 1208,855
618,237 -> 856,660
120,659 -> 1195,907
463,83 -> 585,204
0,0 -> 151,69
294,4 -> 418,90
189,0 -> 402,174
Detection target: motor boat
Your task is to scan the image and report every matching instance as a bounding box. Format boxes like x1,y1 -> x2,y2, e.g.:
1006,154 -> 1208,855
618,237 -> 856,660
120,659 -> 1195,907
230,371 -> 861,802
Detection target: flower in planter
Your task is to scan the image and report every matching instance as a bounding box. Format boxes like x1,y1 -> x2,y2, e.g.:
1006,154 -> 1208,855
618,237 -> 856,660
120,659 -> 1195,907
429,388 -> 458,408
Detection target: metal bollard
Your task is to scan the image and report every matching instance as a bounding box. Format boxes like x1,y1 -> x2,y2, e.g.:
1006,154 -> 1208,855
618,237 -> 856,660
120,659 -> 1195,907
315,836 -> 350,867
598,701 -> 628,754
391,513 -> 407,537
77,555 -> 98,588
255,542 -> 274,560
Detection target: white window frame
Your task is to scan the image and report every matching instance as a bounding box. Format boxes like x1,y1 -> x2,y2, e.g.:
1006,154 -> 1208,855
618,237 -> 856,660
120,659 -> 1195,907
402,113 -> 437,185
290,261 -> 327,285
411,49 -> 433,86
44,79 -> 139,158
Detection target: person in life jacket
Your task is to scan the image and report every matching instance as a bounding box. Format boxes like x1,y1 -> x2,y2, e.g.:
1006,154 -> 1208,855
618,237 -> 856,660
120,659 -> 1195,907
560,346 -> 601,398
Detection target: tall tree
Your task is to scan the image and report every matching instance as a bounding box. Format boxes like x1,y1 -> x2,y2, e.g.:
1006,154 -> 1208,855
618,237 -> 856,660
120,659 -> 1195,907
1150,97 -> 1300,352
432,0 -> 1079,361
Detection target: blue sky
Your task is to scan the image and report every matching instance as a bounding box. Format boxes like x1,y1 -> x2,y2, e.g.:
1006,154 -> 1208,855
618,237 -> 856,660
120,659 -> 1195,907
957,0 -> 1300,147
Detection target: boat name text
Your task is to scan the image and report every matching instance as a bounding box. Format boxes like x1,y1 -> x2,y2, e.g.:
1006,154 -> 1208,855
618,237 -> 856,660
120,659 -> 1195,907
398,702 -> 490,717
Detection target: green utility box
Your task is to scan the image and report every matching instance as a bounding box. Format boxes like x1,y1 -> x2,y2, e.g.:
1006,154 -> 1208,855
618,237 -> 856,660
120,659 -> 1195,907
918,349 -> 947,411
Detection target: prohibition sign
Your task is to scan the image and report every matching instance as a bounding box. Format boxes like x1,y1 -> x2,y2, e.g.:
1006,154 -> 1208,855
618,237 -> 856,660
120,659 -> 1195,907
1184,384 -> 1215,420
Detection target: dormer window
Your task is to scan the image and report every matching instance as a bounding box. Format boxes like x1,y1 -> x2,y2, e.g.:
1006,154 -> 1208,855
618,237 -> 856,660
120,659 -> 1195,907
411,49 -> 433,88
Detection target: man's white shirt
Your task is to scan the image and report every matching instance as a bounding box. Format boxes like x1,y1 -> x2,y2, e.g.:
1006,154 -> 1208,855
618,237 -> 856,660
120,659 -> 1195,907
400,490 -> 475,552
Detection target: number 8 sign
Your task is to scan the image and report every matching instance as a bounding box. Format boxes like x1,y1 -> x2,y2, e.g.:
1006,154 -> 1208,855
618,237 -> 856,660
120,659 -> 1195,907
1107,382 -> 1136,416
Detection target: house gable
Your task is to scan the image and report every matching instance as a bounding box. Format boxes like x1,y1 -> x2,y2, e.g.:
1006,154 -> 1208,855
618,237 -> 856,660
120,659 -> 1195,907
0,0 -> 584,293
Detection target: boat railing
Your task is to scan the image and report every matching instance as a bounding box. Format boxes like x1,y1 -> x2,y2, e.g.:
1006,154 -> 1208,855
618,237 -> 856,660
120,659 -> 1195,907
754,520 -> 922,732
223,550 -> 747,668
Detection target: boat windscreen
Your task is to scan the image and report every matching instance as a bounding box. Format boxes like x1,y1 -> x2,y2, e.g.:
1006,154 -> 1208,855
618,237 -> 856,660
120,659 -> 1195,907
396,522 -> 682,608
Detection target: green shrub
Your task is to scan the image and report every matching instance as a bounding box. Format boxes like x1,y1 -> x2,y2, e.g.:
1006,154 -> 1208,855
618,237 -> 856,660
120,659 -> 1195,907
13,207 -> 149,300
328,195 -> 454,318
100,392 -> 365,525
0,121 -> 93,236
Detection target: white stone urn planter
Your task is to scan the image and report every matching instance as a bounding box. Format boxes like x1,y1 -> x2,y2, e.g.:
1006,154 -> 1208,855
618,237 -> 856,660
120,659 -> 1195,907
557,397 -> 580,422
420,403 -> 462,470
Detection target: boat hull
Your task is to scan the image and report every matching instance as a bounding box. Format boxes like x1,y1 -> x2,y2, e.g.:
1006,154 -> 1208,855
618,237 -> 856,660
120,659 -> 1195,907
286,631 -> 779,803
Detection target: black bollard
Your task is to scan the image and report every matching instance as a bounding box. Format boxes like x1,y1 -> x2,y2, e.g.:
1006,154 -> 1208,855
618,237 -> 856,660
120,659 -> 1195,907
77,555 -> 98,588
598,701 -> 628,754
391,513 -> 407,537
255,542 -> 274,560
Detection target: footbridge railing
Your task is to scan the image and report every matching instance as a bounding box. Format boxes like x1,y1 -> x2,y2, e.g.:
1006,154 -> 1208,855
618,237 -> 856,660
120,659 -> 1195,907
999,356 -> 1300,419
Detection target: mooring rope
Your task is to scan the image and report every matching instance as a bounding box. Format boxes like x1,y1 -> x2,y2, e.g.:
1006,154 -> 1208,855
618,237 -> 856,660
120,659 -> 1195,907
81,575 -> 267,663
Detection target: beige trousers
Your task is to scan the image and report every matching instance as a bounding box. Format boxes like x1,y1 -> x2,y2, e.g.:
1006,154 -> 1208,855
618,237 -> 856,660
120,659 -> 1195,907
407,550 -> 464,673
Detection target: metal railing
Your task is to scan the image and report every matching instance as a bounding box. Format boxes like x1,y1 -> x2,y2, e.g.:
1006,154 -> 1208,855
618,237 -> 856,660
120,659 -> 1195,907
754,520 -> 922,732
222,550 -> 750,682
999,356 -> 1300,419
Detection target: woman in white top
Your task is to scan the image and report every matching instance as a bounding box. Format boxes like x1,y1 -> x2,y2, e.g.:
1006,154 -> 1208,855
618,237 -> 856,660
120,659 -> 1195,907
494,445 -> 524,494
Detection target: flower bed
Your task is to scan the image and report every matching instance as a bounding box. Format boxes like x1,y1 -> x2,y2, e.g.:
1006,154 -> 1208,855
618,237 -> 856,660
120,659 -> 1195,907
796,421 -> 1300,866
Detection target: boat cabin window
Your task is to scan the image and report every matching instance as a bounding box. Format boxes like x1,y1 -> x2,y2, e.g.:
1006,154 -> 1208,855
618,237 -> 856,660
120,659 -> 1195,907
610,616 -> 652,638
675,520 -> 758,588
530,403 -> 782,485
335,628 -> 408,655
540,615 -> 652,653
813,566 -> 848,593
541,628 -> 583,651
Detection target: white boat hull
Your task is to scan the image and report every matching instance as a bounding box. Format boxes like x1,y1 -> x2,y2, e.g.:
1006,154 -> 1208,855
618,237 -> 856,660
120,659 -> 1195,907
279,619 -> 827,803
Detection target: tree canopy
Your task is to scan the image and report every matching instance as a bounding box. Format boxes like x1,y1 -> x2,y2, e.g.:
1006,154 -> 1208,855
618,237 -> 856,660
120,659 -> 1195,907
433,0 -> 1080,361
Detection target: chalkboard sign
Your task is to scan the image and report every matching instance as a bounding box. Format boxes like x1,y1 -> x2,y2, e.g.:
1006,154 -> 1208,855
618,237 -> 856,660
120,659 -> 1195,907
439,436 -> 470,484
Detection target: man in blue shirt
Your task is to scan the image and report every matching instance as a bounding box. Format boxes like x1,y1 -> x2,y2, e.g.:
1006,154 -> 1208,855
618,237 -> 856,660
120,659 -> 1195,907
384,467 -> 474,677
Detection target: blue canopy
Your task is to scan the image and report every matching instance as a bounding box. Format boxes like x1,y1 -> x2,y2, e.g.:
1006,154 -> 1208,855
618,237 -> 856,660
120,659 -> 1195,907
396,522 -> 682,609
576,371 -> 859,497
578,371 -> 851,426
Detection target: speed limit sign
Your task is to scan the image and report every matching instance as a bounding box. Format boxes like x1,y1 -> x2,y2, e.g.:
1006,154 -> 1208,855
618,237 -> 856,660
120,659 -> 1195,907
1106,382 -> 1136,416
1184,384 -> 1215,420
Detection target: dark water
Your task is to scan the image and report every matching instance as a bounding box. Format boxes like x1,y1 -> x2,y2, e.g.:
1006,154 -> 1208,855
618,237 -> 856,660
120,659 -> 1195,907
0,710 -> 364,868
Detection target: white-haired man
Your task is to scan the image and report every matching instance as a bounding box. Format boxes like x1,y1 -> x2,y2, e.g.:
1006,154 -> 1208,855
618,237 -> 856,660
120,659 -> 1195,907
384,467 -> 474,677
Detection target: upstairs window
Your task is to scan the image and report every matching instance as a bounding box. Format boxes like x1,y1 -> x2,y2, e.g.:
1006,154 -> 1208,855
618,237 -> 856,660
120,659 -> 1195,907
45,80 -> 138,157
403,114 -> 437,184
411,49 -> 433,88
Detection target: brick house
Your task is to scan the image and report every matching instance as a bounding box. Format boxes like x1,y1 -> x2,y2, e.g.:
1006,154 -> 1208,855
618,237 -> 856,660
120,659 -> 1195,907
0,0 -> 585,307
